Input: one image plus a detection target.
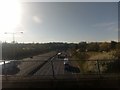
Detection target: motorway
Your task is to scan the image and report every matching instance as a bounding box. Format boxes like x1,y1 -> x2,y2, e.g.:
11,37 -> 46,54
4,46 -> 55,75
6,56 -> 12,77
32,52 -> 81,80
33,56 -> 64,76
15,51 -> 57,76
2,51 -> 82,80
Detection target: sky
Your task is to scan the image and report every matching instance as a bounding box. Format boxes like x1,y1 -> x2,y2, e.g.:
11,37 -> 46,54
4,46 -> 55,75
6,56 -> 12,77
21,0 -> 119,2
0,2 -> 118,43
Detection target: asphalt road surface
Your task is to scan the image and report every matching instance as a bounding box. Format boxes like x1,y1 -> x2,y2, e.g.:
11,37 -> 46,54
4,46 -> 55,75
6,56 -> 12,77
33,53 -> 81,79
33,56 -> 65,76
2,51 -> 81,80
15,51 -> 57,76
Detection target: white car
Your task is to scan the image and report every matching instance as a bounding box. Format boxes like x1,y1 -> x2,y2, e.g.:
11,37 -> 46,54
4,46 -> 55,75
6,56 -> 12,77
57,52 -> 61,55
64,58 -> 69,65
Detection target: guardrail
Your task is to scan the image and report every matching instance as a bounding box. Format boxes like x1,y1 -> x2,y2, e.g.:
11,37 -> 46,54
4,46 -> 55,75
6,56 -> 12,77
1,58 -> 120,80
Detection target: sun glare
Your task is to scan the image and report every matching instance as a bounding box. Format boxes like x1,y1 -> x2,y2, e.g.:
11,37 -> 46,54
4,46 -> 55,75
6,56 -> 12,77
0,0 -> 22,33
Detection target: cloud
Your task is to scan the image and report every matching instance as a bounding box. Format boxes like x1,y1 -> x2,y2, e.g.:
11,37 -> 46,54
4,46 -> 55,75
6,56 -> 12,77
32,16 -> 42,23
92,22 -> 116,27
106,26 -> 118,32
92,22 -> 118,32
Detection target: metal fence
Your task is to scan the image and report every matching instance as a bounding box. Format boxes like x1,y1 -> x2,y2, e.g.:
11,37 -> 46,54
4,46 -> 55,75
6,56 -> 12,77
1,58 -> 120,80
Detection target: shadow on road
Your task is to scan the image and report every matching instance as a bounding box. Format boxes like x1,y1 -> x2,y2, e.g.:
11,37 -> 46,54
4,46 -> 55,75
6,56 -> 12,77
2,61 -> 20,75
64,64 -> 80,73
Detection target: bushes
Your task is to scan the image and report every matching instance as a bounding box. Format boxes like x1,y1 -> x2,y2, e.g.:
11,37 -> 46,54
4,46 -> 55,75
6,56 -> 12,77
113,50 -> 120,59
73,52 -> 89,60
88,51 -> 116,60
2,43 -> 52,60
105,60 -> 120,73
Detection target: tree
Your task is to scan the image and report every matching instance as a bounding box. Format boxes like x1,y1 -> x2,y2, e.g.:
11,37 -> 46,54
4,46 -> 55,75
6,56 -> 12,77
87,42 -> 99,51
99,42 -> 111,52
110,41 -> 117,50
114,42 -> 120,59
78,42 -> 87,52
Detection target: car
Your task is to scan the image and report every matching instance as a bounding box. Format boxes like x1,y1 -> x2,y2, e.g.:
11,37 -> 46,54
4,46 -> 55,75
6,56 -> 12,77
57,53 -> 66,59
57,52 -> 61,55
64,58 -> 69,64
64,63 -> 69,70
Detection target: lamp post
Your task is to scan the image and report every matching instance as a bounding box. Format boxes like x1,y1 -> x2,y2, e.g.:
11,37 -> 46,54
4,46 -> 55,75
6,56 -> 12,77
4,32 -> 23,43
4,31 -> 23,60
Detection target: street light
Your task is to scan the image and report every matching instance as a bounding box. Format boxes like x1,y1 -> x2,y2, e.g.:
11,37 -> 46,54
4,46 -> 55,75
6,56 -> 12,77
4,32 -> 23,60
4,32 -> 23,43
